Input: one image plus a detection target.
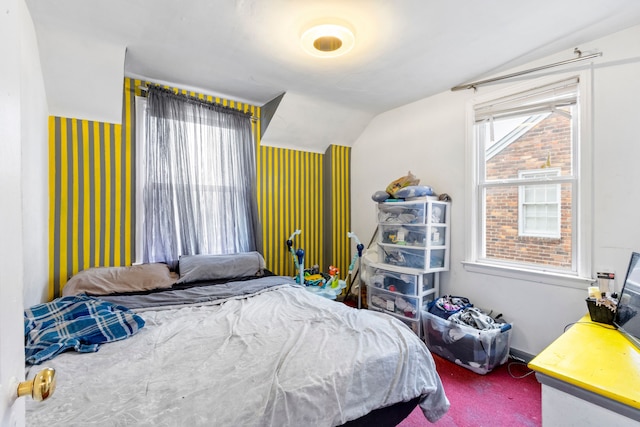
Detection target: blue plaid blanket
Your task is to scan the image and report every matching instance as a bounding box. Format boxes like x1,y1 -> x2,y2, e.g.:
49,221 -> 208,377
24,295 -> 145,365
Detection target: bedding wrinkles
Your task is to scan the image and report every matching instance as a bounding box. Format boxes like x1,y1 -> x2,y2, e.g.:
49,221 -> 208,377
26,283 -> 448,426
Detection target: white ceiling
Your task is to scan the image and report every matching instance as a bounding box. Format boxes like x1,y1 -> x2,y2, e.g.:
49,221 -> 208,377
26,0 -> 640,152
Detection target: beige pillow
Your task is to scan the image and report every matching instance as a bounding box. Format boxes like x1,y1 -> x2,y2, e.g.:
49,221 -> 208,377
62,263 -> 178,296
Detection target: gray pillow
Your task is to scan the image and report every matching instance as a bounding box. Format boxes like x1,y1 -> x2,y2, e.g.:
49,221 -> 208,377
177,251 -> 266,283
371,190 -> 390,202
62,263 -> 178,296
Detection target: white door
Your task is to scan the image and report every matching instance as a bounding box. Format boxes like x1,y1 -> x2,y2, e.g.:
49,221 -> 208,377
0,0 -> 27,424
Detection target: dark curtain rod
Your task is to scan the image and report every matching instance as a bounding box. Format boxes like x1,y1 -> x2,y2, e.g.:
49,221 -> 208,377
451,48 -> 603,91
137,84 -> 258,121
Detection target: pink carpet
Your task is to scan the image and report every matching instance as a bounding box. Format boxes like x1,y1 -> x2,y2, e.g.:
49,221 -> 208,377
398,354 -> 541,427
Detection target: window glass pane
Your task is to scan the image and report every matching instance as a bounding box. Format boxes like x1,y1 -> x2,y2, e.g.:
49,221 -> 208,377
482,107 -> 574,181
523,204 -> 558,234
523,214 -> 536,231
483,183 -> 572,269
524,187 -> 534,201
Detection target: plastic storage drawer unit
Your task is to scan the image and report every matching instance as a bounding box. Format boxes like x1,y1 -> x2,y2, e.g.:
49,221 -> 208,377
422,311 -> 512,375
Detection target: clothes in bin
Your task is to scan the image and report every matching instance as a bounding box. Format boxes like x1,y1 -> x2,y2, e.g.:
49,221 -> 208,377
422,310 -> 512,375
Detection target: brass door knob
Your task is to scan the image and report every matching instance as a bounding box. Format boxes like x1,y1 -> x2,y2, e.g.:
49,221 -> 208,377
17,368 -> 56,401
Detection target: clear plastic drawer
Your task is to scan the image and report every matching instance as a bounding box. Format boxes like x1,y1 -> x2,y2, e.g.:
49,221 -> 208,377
377,202 -> 426,224
378,224 -> 428,247
428,202 -> 448,224
367,286 -> 420,320
377,244 -> 448,271
365,265 -> 419,295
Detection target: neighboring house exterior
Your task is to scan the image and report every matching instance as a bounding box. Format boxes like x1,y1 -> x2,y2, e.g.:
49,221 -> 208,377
485,111 -> 573,268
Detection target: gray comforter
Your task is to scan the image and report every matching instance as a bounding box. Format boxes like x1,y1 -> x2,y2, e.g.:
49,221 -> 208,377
26,280 -> 449,426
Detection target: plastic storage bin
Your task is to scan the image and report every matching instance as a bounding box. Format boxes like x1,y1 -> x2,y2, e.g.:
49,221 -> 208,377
365,264 -> 435,296
422,311 -> 512,375
368,286 -> 420,320
377,202 -> 427,224
378,224 -> 428,247
377,243 -> 447,271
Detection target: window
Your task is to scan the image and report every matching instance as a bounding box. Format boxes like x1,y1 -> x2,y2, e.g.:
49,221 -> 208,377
135,88 -> 260,266
466,75 -> 592,282
518,169 -> 561,238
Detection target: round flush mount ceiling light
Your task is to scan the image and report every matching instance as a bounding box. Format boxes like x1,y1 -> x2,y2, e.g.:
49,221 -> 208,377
301,24 -> 355,58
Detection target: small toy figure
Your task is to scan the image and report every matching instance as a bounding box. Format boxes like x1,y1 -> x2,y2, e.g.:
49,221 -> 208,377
329,265 -> 339,277
326,265 -> 341,289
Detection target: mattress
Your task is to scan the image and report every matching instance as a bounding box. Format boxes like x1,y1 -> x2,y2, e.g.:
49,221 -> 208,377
25,277 -> 449,426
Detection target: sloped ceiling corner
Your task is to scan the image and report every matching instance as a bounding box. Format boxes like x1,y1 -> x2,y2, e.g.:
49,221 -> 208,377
260,92 -> 285,140
35,28 -> 126,124
260,91 -> 374,153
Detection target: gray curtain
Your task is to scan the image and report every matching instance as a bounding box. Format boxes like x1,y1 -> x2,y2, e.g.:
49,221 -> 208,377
142,87 -> 261,267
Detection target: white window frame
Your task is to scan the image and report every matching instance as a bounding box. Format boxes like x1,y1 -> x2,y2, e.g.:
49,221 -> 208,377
463,72 -> 593,288
518,169 -> 561,238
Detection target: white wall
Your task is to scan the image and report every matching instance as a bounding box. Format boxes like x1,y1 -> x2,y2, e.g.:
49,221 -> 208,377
21,0 -> 50,307
0,0 -> 26,422
0,0 -> 48,424
351,25 -> 640,356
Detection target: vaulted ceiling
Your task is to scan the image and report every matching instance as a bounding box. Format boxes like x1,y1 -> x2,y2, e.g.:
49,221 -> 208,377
26,0 -> 640,152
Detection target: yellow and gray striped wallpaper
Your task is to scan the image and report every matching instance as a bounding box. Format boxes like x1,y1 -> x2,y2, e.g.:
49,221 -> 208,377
48,116 -> 134,300
49,77 -> 351,297
259,147 -> 325,278
324,145 -> 351,276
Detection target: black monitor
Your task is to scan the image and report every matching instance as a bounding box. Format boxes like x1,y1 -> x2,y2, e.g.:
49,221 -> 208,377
613,251 -> 640,350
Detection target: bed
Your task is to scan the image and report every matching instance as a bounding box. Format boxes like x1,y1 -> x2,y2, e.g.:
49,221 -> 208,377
24,252 -> 449,426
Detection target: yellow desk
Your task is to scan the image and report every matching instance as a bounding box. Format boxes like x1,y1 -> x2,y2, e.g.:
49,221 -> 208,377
529,314 -> 640,425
